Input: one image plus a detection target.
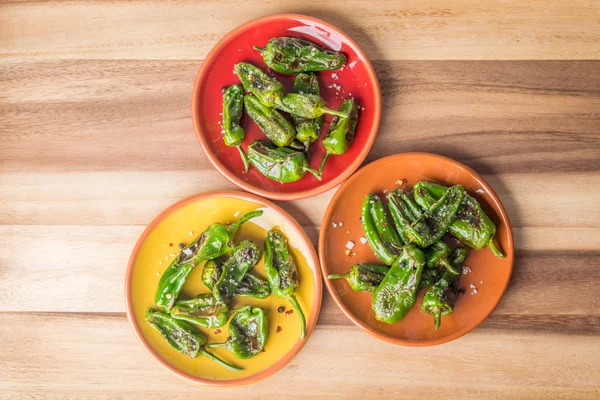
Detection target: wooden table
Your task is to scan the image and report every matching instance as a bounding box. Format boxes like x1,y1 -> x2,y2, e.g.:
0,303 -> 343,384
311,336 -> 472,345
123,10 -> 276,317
2,1 -> 599,398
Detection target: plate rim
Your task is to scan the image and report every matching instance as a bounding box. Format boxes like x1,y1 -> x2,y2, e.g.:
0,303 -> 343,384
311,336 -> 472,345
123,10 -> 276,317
124,190 -> 323,386
318,152 -> 515,346
191,13 -> 382,201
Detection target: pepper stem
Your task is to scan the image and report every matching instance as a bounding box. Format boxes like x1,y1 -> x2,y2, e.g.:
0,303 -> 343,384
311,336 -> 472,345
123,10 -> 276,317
304,166 -> 322,181
253,45 -> 265,52
321,107 -> 349,118
318,153 -> 330,175
487,237 -> 505,258
288,294 -> 307,339
441,259 -> 460,275
227,209 -> 263,237
207,342 -> 227,348
200,349 -> 243,372
433,308 -> 442,330
236,145 -> 249,173
327,273 -> 349,280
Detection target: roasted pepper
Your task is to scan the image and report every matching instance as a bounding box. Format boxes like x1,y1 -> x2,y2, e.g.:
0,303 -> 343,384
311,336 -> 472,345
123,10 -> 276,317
264,229 -> 306,339
202,258 -> 270,299
247,140 -> 321,183
244,95 -> 296,147
145,309 -> 242,372
361,193 -> 403,265
234,62 -> 284,107
387,186 -> 465,248
171,293 -> 229,328
291,73 -> 323,153
413,181 -> 505,258
221,84 -> 249,172
425,241 -> 460,274
154,209 -> 262,310
208,306 -> 268,359
213,240 -> 262,305
421,246 -> 469,330
254,37 -> 346,74
418,268 -> 439,290
319,98 -> 359,174
327,263 -> 390,292
371,244 -> 425,324
280,94 -> 348,119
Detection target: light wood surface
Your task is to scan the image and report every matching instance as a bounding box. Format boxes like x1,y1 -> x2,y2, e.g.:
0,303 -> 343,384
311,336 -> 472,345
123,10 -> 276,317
1,1 -> 600,398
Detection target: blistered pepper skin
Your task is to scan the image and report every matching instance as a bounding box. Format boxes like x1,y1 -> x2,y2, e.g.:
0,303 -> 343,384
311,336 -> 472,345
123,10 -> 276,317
328,263 -> 390,292
212,240 -> 263,305
154,210 -> 262,310
319,98 -> 359,174
413,181 -> 505,258
264,229 -> 306,339
145,309 -> 242,371
371,245 -> 426,324
291,73 -> 322,154
221,84 -> 249,172
234,62 -> 284,107
208,306 -> 268,359
202,258 -> 270,299
361,193 -> 402,266
247,140 -> 321,183
421,247 -> 469,330
244,95 -> 296,147
171,293 -> 229,329
254,37 -> 346,74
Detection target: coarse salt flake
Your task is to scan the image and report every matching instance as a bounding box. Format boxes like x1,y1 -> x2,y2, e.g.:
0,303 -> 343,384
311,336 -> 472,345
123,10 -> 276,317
383,189 -> 388,194
233,211 -> 239,217
346,241 -> 355,250
463,266 -> 471,275
470,284 -> 476,289
339,222 -> 343,226
156,272 -> 160,276
476,189 -> 485,194
472,288 -> 478,294
332,222 -> 337,228
360,237 -> 368,244
332,73 -> 339,80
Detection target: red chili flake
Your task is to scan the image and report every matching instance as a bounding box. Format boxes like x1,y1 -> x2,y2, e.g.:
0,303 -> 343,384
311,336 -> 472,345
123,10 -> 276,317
382,222 -> 387,227
214,329 -> 221,334
261,349 -> 266,352
276,326 -> 282,333
285,310 -> 293,317
169,243 -> 174,247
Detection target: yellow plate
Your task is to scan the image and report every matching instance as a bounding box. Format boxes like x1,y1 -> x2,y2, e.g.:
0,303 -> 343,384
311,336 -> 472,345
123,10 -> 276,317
125,191 -> 321,386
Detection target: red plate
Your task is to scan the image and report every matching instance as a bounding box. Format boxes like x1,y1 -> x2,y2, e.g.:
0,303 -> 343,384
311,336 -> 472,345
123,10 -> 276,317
192,14 -> 381,201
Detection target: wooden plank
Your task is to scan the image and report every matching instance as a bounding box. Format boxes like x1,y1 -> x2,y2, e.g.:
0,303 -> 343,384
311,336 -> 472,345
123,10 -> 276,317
0,313 -> 598,399
1,0 -> 599,60
1,225 -> 599,321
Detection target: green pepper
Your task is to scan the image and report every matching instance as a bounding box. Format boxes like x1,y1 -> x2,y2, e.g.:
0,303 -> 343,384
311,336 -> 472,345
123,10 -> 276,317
413,181 -> 505,258
247,140 -> 321,183
202,258 -> 270,299
371,244 -> 425,324
244,95 -> 296,147
291,73 -> 323,154
327,263 -> 390,292
213,240 -> 263,305
280,94 -> 348,119
254,37 -> 346,74
319,98 -> 359,174
208,306 -> 268,359
361,193 -> 403,265
425,241 -> 460,274
171,293 -> 229,328
145,309 -> 242,372
234,62 -> 284,108
154,209 -> 262,310
264,229 -> 306,339
418,268 -> 439,290
387,186 -> 465,248
221,84 -> 249,172
421,246 -> 469,330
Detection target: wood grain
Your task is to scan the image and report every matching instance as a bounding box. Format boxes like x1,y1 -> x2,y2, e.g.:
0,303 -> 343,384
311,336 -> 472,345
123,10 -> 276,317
1,0 -> 599,60
0,313 -> 598,399
2,1 -> 600,397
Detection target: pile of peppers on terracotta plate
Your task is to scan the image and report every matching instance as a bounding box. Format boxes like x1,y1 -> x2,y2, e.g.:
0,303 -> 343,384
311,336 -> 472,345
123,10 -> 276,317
329,181 -> 505,330
146,210 -> 307,372
221,37 -> 358,183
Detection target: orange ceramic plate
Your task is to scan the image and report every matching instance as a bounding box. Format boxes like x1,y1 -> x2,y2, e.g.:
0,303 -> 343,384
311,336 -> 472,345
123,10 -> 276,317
319,153 -> 514,346
125,191 -> 321,386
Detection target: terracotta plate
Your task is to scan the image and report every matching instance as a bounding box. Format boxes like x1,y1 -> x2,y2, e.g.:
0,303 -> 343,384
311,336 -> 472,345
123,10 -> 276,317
125,191 -> 321,386
192,14 -> 381,201
319,153 -> 514,346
